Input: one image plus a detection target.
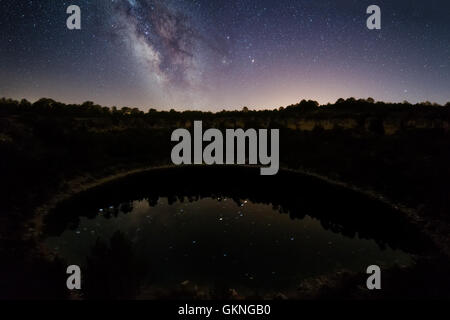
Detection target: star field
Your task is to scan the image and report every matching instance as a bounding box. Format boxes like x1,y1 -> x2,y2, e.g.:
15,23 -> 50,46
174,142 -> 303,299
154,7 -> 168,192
0,0 -> 449,110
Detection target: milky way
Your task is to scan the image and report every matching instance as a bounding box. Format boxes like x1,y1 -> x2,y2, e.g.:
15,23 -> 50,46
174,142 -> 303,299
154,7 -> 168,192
114,0 -> 202,88
0,0 -> 449,110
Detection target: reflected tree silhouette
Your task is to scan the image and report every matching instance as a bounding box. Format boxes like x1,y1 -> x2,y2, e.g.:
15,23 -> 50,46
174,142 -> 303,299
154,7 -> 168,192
43,166 -> 435,254
83,231 -> 147,299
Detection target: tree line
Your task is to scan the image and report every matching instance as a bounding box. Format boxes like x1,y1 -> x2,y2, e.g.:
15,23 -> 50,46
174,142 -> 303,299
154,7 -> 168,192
1,97 -> 449,119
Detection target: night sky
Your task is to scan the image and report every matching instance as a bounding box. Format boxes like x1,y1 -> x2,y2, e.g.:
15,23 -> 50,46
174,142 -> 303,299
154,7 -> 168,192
0,0 -> 449,110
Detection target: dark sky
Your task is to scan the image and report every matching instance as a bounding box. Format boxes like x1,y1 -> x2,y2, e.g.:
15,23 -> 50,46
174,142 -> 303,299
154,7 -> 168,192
0,0 -> 449,110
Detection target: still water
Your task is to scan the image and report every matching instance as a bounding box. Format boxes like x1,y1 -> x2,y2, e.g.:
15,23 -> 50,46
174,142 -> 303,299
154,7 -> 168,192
41,166 -> 425,299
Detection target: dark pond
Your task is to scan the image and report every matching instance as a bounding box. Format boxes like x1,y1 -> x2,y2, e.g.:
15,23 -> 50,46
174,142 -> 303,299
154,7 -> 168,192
42,166 -> 431,299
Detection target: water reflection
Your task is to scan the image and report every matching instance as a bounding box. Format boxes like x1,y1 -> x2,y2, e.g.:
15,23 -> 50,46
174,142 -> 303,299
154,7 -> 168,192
42,166 -> 433,299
